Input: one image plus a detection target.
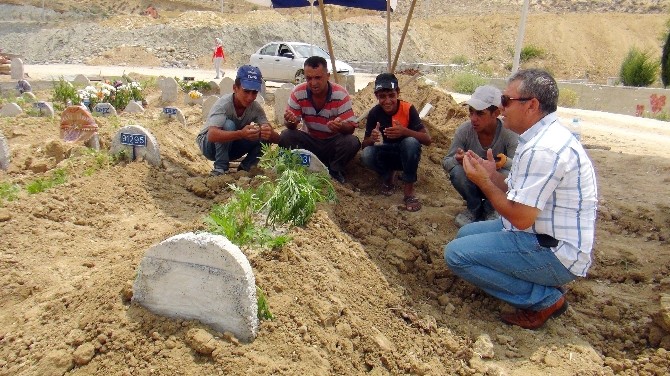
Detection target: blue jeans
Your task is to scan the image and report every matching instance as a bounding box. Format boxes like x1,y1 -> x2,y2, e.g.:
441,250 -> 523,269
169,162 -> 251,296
198,119 -> 263,171
448,165 -> 492,219
444,220 -> 576,311
360,137 -> 421,183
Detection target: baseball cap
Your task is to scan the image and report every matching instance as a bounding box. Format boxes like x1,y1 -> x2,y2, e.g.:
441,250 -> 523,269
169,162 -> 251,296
465,85 -> 502,110
374,73 -> 399,92
236,65 -> 263,92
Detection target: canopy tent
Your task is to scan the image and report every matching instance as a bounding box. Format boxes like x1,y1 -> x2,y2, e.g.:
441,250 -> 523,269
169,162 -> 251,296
245,0 -> 407,82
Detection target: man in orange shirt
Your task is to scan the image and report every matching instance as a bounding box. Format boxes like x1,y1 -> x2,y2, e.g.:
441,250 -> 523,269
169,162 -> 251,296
360,73 -> 432,211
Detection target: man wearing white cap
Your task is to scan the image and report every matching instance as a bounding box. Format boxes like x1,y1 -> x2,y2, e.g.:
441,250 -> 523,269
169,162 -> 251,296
442,85 -> 518,227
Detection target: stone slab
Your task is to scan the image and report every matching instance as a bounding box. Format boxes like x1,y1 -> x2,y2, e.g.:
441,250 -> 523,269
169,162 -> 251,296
0,131 -> 9,170
273,87 -> 292,125
219,77 -> 234,96
72,74 -> 91,86
34,101 -> 54,117
160,106 -> 186,125
93,102 -> 118,117
132,232 -> 258,343
202,95 -> 219,121
124,101 -> 145,114
10,58 -> 24,80
291,148 -> 327,173
110,124 -> 161,167
0,103 -> 23,117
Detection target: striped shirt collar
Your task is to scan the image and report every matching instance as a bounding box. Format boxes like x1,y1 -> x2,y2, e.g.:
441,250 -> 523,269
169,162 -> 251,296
306,81 -> 333,103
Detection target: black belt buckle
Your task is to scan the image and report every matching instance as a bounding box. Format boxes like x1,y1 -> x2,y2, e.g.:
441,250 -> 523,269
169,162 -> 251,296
536,233 -> 559,248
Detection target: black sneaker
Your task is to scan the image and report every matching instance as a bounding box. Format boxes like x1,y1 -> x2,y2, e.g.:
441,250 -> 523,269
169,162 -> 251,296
210,168 -> 227,176
329,170 -> 346,184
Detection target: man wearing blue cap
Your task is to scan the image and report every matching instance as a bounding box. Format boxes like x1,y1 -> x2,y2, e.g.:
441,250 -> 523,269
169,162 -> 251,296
197,65 -> 279,175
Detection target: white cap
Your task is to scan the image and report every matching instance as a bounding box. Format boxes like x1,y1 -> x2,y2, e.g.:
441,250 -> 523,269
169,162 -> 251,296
465,85 -> 502,110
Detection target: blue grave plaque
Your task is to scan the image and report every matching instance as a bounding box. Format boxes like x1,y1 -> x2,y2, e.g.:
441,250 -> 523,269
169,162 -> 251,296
120,133 -> 147,147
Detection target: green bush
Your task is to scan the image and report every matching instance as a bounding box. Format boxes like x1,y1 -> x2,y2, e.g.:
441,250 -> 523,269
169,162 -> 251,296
619,48 -> 659,87
450,55 -> 469,65
51,77 -> 80,108
520,45 -> 545,62
558,87 -> 579,108
441,71 -> 488,94
0,182 -> 20,206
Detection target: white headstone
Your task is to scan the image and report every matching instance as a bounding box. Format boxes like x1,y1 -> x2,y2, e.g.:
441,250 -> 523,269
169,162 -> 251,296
10,58 -> 24,80
22,92 -> 37,102
419,103 -> 433,119
273,87 -> 293,125
159,77 -> 179,103
219,77 -> 234,96
0,132 -> 9,170
160,106 -> 186,126
202,95 -> 219,121
0,103 -> 23,117
291,149 -> 327,173
93,102 -> 118,117
208,81 -> 219,92
254,95 -> 265,105
34,101 -> 55,117
344,74 -> 356,95
124,101 -> 145,114
133,232 -> 258,343
111,124 -> 161,167
260,80 -> 267,100
72,74 -> 91,86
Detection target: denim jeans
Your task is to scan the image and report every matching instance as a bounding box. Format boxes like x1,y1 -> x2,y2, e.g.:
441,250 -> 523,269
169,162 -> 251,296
360,137 -> 421,183
198,119 -> 263,171
448,165 -> 492,219
444,220 -> 576,311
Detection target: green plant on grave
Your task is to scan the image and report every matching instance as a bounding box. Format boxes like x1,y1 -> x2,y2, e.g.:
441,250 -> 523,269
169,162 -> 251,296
176,78 -> 214,93
111,149 -> 130,164
258,145 -> 336,227
0,182 -> 20,206
52,76 -> 81,107
25,168 -> 67,194
83,150 -> 112,176
619,47 -> 659,87
206,184 -> 271,246
256,286 -> 274,321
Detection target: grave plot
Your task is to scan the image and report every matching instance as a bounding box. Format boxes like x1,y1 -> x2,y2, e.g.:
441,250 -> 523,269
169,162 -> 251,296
110,124 -> 161,167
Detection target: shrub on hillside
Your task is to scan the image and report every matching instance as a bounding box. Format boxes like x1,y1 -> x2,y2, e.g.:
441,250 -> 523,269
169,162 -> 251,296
439,70 -> 487,94
619,48 -> 659,87
558,87 -> 579,108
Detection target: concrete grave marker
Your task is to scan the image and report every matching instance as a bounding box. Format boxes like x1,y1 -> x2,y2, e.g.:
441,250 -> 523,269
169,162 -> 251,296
0,103 -> 23,117
208,81 -> 219,92
72,74 -> 91,86
124,101 -> 144,114
255,95 -> 265,105
161,106 -> 186,125
419,103 -> 433,119
219,77 -> 234,96
273,87 -> 293,125
0,131 -> 9,170
202,95 -> 219,121
93,102 -> 118,117
22,92 -> 37,102
10,58 -> 24,80
132,232 -> 258,343
260,80 -> 267,100
158,77 -> 179,103
344,74 -> 356,95
291,149 -> 327,173
33,101 -> 55,117
60,106 -> 99,150
111,124 -> 161,167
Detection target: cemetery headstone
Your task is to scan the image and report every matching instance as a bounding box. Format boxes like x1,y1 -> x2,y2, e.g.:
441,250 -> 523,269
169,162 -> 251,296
202,95 -> 219,121
93,102 -> 118,117
0,131 -> 9,170
111,124 -> 161,167
208,81 -> 219,93
22,92 -> 36,102
160,106 -> 186,126
260,80 -> 267,100
16,79 -> 32,94
59,105 -> 99,150
158,77 -> 179,103
132,232 -> 258,343
345,74 -> 356,95
273,87 -> 293,125
291,149 -> 327,173
419,103 -> 433,119
123,101 -> 145,114
72,74 -> 91,87
255,95 -> 265,105
0,103 -> 23,117
219,77 -> 234,96
33,101 -> 55,117
10,58 -> 24,80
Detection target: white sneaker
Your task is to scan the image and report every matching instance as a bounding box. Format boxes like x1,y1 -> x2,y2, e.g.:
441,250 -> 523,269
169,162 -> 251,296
454,210 -> 477,228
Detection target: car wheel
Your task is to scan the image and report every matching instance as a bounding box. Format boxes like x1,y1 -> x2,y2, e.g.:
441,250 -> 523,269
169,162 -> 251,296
294,70 -> 305,84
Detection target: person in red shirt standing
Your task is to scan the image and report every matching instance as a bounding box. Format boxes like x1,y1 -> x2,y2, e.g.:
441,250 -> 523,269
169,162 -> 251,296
212,38 -> 226,79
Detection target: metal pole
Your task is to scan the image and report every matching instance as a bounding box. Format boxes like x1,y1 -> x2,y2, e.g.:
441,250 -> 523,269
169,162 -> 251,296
310,0 -> 314,56
221,0 -> 224,13
391,0 -> 417,73
386,0 -> 391,72
512,0 -> 530,74
42,0 -> 45,22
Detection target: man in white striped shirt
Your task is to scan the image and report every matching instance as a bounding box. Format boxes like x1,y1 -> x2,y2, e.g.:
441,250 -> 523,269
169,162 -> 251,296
444,69 -> 598,330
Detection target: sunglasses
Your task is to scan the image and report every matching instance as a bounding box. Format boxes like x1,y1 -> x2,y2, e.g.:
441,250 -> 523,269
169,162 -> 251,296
501,95 -> 533,107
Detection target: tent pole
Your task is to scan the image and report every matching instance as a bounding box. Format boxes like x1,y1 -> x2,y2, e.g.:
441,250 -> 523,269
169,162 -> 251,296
512,0 -> 530,74
391,0 -> 417,73
317,0 -> 339,84
386,0 -> 391,73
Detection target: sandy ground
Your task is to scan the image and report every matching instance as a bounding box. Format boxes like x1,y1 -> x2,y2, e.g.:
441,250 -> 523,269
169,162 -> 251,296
1,1 -> 670,375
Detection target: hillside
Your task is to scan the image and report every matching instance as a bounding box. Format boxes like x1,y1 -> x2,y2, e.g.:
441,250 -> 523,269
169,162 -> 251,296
1,1 -> 670,376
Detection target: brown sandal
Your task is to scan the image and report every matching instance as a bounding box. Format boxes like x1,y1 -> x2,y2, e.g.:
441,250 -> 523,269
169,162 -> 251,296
402,195 -> 422,212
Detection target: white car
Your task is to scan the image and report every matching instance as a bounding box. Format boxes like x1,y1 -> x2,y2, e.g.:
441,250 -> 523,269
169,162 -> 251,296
249,41 -> 354,84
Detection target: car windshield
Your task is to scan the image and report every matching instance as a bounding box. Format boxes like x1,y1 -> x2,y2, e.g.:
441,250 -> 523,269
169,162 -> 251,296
292,44 -> 329,59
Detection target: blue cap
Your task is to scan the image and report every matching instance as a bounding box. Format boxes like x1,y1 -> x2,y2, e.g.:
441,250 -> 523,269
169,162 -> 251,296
236,65 -> 263,92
